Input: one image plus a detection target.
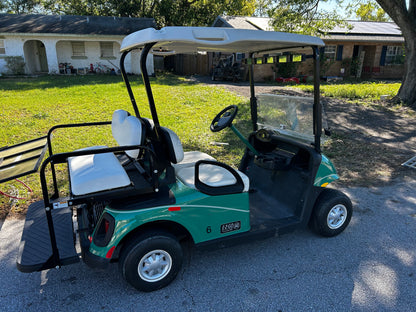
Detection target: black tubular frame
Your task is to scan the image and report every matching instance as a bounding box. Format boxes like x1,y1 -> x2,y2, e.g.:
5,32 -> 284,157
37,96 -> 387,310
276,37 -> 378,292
39,142 -> 159,268
47,121 -> 111,199
39,118 -> 160,269
140,43 -> 161,140
248,52 -> 258,132
120,43 -> 161,141
120,51 -> 140,118
120,40 -> 321,153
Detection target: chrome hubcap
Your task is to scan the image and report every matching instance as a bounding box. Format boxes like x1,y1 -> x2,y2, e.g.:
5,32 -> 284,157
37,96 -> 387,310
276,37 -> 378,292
138,250 -> 172,282
327,204 -> 348,229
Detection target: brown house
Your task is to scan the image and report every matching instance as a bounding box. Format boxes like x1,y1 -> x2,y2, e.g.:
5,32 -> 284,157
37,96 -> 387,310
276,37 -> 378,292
321,21 -> 404,79
212,16 -> 405,81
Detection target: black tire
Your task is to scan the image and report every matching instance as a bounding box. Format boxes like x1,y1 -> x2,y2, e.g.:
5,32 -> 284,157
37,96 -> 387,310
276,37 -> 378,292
119,231 -> 183,292
309,188 -> 353,237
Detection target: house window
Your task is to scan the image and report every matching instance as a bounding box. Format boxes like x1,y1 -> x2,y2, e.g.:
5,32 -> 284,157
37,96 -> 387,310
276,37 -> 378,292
100,42 -> 114,58
71,42 -> 85,57
385,46 -> 404,65
0,40 -> 5,54
324,45 -> 337,61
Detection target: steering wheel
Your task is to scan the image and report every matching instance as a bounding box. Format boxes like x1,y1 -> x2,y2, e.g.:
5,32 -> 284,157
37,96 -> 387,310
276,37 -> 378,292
210,105 -> 238,132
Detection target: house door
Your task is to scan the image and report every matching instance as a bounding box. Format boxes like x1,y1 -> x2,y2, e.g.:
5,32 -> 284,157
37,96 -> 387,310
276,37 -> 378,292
23,40 -> 49,74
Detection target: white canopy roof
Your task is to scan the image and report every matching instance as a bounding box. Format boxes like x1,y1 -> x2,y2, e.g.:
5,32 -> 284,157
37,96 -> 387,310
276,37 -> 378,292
120,26 -> 324,54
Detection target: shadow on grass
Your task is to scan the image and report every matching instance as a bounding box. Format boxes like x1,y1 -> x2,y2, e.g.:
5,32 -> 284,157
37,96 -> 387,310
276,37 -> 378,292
0,73 -> 194,91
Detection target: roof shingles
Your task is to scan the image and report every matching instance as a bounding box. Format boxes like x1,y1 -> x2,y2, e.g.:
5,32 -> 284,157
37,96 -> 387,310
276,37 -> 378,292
0,14 -> 156,36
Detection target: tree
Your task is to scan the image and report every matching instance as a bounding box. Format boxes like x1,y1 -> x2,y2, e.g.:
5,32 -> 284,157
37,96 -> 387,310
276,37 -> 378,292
267,0 -> 415,107
254,0 -> 273,16
374,0 -> 416,107
1,0 -> 41,13
350,1 -> 390,21
267,0 -> 345,36
41,0 -> 256,27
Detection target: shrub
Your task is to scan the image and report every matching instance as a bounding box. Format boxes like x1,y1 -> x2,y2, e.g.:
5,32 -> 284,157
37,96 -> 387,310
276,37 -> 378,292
5,56 -> 26,75
273,61 -> 299,78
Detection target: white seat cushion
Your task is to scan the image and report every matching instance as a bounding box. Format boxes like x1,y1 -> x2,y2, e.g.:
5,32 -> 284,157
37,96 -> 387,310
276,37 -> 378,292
160,127 -> 184,164
176,162 -> 249,192
68,146 -> 131,196
112,110 -> 143,159
172,151 -> 216,172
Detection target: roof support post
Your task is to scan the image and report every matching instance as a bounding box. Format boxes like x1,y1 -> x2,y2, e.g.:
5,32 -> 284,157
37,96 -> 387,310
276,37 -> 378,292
140,43 -> 161,139
312,46 -> 322,152
249,53 -> 258,132
120,51 -> 140,118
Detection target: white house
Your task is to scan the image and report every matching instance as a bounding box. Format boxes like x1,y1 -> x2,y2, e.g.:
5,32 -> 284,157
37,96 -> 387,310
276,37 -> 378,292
0,14 -> 156,75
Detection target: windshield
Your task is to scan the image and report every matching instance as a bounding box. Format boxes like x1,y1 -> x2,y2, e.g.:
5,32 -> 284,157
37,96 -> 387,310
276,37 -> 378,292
257,94 -> 324,144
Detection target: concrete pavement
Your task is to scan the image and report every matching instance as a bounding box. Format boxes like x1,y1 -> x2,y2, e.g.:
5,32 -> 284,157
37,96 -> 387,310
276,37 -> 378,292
1,180 -> 415,312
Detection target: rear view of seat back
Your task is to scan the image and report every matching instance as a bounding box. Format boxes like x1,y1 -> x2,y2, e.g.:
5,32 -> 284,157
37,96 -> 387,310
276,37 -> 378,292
111,110 -> 145,159
159,127 -> 184,164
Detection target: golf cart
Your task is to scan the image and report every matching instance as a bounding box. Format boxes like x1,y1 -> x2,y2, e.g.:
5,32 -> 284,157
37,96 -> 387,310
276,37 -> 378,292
1,27 -> 352,292
211,53 -> 243,81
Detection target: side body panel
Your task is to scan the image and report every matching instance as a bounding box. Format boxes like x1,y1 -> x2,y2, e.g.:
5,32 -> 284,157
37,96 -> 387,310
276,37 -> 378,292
88,181 -> 250,259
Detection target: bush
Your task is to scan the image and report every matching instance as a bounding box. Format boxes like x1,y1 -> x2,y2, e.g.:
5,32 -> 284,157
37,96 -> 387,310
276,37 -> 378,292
341,58 -> 360,78
273,61 -> 299,78
5,56 -> 26,75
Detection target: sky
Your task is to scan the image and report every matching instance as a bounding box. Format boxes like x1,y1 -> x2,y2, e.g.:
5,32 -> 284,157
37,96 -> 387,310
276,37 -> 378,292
319,0 -> 353,18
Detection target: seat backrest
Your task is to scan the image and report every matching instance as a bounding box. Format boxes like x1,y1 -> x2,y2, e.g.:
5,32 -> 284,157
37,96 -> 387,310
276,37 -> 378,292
160,127 -> 184,164
111,110 -> 145,159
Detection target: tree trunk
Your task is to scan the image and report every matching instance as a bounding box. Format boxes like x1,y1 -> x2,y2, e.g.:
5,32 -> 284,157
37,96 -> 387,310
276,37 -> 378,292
397,31 -> 416,107
376,0 -> 416,107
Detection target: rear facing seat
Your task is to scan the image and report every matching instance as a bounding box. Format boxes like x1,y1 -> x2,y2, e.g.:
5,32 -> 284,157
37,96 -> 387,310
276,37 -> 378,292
68,110 -> 144,196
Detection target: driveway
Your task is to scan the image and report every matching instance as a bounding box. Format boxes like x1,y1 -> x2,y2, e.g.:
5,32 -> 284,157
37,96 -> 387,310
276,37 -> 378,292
1,180 -> 415,312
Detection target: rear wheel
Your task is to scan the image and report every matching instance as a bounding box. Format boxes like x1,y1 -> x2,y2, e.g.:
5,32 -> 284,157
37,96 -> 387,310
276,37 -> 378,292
309,189 -> 352,237
119,232 -> 183,292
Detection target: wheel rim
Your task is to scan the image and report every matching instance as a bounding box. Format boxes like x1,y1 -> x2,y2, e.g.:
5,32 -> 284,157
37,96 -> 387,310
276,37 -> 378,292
138,250 -> 172,283
327,204 -> 348,229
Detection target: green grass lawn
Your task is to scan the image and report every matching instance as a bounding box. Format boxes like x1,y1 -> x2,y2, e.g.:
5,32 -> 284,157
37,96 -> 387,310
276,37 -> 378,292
296,80 -> 401,102
0,75 -> 407,218
0,74 -> 251,218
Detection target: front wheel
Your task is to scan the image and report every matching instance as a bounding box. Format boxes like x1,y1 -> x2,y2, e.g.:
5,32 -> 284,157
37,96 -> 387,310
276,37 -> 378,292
119,232 -> 183,292
309,189 -> 352,237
